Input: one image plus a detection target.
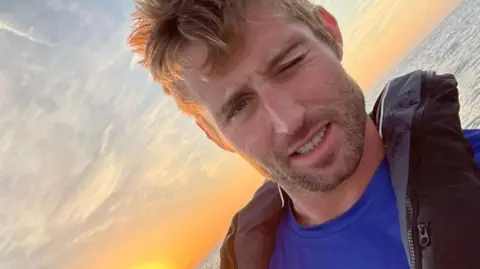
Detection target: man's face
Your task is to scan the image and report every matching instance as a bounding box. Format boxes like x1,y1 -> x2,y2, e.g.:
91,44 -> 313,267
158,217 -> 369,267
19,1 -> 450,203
183,6 -> 367,192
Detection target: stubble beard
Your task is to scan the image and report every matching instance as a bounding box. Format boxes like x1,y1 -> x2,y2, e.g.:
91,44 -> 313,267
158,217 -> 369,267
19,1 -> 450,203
264,77 -> 367,193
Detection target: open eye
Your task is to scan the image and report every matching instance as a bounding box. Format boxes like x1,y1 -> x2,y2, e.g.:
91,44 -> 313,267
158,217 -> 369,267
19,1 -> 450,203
228,98 -> 248,120
277,54 -> 306,74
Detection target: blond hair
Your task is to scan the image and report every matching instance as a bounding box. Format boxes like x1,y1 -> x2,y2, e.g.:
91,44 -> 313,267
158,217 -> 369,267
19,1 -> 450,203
128,0 -> 337,115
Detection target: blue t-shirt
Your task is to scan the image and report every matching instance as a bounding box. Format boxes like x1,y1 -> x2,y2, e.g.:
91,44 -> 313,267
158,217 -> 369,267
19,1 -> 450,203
270,130 -> 480,269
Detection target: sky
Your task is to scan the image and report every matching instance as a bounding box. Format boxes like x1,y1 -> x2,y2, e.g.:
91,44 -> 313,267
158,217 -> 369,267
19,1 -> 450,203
316,0 -> 463,90
0,0 -> 461,269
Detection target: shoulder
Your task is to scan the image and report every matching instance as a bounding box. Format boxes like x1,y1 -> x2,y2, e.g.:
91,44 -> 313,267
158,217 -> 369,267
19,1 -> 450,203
463,129 -> 480,165
220,180 -> 284,267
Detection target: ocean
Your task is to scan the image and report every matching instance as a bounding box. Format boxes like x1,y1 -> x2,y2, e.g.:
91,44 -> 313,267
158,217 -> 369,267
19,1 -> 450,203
197,0 -> 480,267
367,0 -> 480,128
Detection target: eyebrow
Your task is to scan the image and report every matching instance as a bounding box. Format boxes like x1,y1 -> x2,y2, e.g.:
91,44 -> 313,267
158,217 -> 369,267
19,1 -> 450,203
263,36 -> 307,76
216,36 -> 306,121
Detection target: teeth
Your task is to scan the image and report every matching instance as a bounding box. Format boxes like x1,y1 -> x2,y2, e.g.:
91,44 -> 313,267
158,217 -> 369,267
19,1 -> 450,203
296,128 -> 326,155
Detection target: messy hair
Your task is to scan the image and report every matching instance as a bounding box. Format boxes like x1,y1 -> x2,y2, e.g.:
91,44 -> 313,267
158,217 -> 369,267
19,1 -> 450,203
128,0 -> 337,115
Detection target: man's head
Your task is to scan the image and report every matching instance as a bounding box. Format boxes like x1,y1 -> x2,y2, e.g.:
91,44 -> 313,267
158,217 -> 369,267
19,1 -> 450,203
128,0 -> 367,192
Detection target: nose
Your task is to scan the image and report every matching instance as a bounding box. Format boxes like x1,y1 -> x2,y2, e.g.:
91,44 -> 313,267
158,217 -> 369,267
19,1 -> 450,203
261,85 -> 305,135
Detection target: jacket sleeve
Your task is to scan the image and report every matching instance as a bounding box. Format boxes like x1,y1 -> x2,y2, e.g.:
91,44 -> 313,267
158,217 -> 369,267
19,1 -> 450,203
219,214 -> 238,269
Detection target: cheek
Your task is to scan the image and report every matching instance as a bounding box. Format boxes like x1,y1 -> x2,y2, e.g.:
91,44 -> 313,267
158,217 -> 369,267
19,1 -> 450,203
224,120 -> 271,159
293,58 -> 345,102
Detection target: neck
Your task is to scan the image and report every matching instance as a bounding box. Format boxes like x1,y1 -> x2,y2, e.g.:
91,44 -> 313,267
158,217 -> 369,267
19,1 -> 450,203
285,117 -> 384,226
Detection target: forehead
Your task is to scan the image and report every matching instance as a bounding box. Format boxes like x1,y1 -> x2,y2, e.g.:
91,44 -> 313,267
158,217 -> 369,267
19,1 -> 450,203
181,5 -> 312,114
184,14 -> 302,79
185,11 -> 294,64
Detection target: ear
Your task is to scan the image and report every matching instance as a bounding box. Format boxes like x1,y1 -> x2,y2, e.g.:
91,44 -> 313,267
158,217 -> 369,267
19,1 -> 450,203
195,116 -> 235,152
317,7 -> 343,60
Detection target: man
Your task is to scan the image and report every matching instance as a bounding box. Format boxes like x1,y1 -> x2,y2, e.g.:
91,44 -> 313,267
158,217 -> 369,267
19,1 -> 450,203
127,0 -> 480,268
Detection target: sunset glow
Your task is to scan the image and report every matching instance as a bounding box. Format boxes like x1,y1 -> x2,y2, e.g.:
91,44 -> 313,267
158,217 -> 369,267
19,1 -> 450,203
341,0 -> 463,91
39,0 -> 461,268
1,0 -> 470,268
133,262 -> 177,269
108,1 -> 461,268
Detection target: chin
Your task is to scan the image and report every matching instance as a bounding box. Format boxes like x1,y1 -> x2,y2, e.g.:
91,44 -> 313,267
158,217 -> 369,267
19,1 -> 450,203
315,145 -> 364,191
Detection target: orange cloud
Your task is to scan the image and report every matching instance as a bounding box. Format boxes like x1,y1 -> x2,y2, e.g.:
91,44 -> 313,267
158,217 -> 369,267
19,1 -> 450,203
68,162 -> 263,269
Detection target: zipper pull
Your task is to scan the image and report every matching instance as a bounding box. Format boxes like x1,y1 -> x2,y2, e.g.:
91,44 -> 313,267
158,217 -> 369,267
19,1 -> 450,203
417,222 -> 430,247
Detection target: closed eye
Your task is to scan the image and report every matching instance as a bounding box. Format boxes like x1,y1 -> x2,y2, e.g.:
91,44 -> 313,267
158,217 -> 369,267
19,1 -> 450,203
277,54 -> 306,74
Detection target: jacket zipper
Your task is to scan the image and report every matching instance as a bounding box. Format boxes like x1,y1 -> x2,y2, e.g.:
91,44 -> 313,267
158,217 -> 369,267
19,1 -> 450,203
407,71 -> 434,269
406,191 -> 416,269
418,222 -> 430,247
408,102 -> 424,269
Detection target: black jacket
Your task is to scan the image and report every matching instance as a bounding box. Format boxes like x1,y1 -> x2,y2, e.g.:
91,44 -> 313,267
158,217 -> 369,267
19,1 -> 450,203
219,71 -> 480,269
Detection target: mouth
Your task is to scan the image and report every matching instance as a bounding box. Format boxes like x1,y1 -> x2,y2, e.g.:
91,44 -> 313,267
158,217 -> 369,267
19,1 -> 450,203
288,123 -> 333,166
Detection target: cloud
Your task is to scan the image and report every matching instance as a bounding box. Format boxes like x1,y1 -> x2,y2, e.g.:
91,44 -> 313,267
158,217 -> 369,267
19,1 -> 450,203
0,1 -> 228,268
0,20 -> 56,47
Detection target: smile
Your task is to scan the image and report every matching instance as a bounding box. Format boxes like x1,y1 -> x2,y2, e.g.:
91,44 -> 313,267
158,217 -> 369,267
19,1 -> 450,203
288,123 -> 334,167
296,127 -> 327,155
